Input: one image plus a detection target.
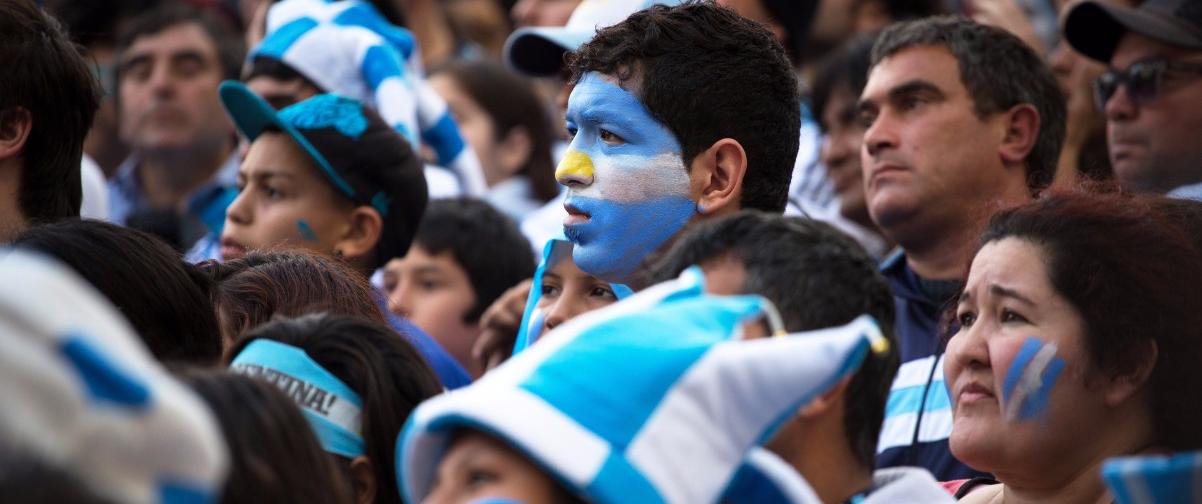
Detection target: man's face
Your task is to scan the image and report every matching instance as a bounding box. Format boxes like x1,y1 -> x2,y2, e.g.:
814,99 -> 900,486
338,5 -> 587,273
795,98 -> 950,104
557,72 -> 697,282
1104,32 -> 1202,193
820,84 -> 871,226
858,45 -> 1012,233
118,23 -> 233,154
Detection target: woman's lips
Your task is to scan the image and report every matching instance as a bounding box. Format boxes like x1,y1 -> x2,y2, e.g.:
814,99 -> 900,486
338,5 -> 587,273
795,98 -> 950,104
957,381 -> 996,405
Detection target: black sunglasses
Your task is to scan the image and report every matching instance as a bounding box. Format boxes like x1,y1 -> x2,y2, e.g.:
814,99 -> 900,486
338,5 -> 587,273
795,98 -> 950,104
1094,59 -> 1202,111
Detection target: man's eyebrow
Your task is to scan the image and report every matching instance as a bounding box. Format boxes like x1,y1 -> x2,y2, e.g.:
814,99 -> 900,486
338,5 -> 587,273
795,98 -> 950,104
118,54 -> 152,72
169,50 -> 207,63
888,79 -> 945,102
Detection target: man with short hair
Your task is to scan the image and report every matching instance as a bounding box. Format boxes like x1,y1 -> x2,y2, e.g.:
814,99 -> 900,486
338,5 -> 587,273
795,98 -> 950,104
0,0 -> 100,241
856,16 -> 1065,480
1064,0 -> 1202,198
559,2 -> 800,286
110,4 -> 245,250
652,212 -> 953,503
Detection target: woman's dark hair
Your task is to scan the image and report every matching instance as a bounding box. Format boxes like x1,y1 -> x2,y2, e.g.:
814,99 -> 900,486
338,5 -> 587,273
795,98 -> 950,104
435,60 -> 558,203
229,314 -> 442,504
13,219 -> 221,365
178,369 -> 354,504
974,190 -> 1202,450
200,250 -> 389,347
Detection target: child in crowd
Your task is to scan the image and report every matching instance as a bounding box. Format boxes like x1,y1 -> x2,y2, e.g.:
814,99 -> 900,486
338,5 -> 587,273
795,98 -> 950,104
383,198 -> 534,378
229,313 -> 442,504
398,269 -> 889,504
215,82 -> 470,388
180,370 -> 354,504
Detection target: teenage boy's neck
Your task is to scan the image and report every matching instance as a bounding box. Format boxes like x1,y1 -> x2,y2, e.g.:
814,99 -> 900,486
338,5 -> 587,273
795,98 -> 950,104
138,140 -> 234,210
769,415 -> 873,504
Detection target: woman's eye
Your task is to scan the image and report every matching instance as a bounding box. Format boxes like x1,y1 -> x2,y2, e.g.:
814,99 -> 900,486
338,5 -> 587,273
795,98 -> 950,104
540,284 -> 561,298
599,129 -> 624,145
957,311 -> 976,328
1000,309 -> 1028,324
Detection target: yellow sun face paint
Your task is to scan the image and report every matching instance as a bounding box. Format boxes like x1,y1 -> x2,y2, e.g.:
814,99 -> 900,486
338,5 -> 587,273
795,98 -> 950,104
555,149 -> 595,183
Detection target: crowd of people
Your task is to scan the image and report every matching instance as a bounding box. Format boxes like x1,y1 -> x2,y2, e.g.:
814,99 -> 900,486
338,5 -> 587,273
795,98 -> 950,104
1,0 -> 1201,502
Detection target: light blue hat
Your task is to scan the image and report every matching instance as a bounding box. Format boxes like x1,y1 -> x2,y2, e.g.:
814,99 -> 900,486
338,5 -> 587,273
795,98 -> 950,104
397,267 -> 887,504
0,250 -> 228,504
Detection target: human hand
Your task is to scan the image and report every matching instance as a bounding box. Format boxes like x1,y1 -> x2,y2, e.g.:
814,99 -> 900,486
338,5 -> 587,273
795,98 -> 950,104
472,278 -> 533,373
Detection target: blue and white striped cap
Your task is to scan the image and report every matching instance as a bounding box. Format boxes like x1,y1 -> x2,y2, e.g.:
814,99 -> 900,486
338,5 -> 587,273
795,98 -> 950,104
255,0 -> 488,195
397,267 -> 885,504
0,250 -> 228,504
1103,452 -> 1202,504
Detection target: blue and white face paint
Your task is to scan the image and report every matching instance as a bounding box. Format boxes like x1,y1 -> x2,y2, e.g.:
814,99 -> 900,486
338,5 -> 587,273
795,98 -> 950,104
231,339 -> 365,457
558,72 -> 696,282
1001,337 -> 1066,422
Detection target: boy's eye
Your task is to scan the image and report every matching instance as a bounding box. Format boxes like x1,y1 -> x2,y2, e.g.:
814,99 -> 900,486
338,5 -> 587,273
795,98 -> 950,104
261,185 -> 283,200
466,468 -> 498,488
599,129 -> 624,145
565,126 -> 578,139
589,285 -> 616,301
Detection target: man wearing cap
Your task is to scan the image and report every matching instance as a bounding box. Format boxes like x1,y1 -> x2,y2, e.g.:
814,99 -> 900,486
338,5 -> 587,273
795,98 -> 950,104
1064,0 -> 1202,197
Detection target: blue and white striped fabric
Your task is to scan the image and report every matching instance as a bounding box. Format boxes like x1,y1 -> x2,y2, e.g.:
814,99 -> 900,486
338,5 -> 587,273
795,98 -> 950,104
0,250 -> 228,504
256,0 -> 487,195
512,236 -> 633,353
876,354 -> 954,455
1103,452 -> 1202,504
398,267 -> 887,504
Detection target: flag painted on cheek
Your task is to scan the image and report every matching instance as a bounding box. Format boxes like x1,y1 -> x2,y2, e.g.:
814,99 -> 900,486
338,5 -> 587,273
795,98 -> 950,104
560,72 -> 696,282
1001,337 -> 1065,422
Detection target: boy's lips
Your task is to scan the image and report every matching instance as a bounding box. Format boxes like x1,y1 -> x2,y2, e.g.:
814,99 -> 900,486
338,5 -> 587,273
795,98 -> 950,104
219,236 -> 247,260
563,203 -> 591,226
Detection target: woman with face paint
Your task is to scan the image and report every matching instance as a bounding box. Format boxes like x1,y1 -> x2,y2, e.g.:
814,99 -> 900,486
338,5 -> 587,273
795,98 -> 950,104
945,191 -> 1202,502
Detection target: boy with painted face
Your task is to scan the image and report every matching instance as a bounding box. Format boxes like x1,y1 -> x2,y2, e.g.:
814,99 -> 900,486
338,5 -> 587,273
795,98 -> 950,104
555,2 -> 801,285
217,81 -> 473,389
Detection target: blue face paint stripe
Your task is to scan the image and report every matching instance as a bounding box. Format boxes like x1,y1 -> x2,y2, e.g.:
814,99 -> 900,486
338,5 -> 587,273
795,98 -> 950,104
1003,337 -> 1043,401
297,220 -> 319,242
1017,356 -> 1064,420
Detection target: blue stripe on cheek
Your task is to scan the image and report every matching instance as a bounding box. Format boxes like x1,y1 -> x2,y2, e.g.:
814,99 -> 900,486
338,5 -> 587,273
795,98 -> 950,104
1003,337 -> 1043,401
1017,355 -> 1064,420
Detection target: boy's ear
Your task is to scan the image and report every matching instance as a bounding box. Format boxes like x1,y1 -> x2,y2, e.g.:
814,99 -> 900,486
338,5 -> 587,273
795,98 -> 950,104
0,107 -> 33,162
335,206 -> 384,265
348,455 -> 377,504
688,138 -> 746,216
797,376 -> 852,420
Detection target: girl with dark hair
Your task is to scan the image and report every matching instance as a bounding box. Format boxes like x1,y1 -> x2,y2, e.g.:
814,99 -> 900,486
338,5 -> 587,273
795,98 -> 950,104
228,313 -> 443,504
179,369 -> 354,504
945,191 -> 1202,501
202,250 -> 468,388
429,61 -> 559,220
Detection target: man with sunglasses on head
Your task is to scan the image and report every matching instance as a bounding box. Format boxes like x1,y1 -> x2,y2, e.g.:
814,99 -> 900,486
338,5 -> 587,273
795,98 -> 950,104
1065,0 -> 1202,198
